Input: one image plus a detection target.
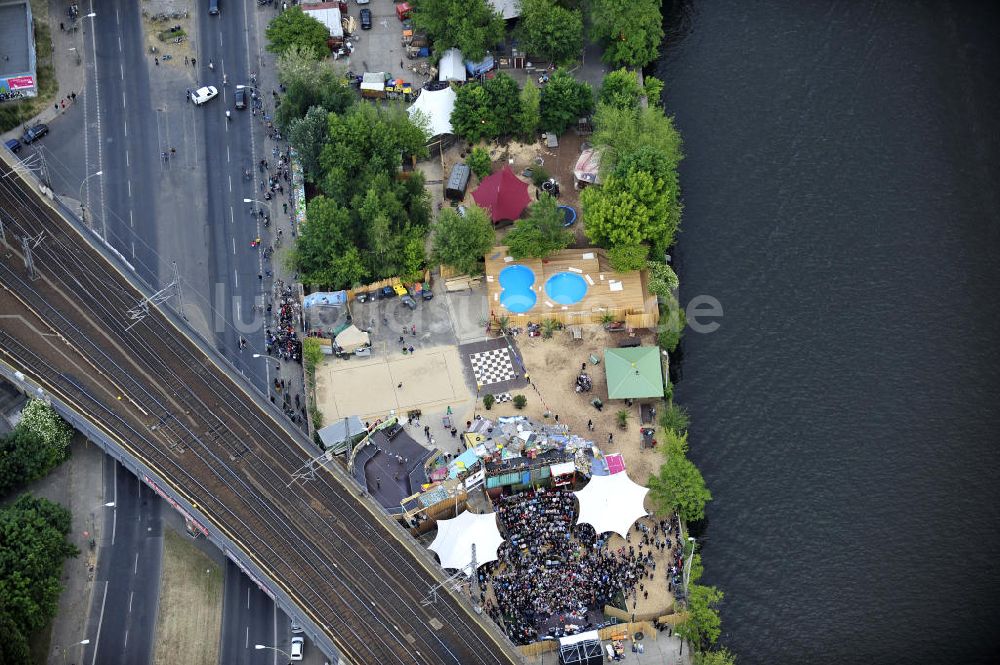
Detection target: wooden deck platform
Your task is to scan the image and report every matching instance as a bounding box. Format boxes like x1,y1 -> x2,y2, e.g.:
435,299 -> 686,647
484,246 -> 659,328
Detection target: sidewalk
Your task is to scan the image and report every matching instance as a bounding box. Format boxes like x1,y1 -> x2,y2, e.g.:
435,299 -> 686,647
247,3 -> 310,435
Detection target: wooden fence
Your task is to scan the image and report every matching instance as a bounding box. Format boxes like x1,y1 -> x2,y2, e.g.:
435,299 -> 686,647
517,620 -> 659,659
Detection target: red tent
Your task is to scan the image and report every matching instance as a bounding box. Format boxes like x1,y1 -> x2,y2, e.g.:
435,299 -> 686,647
471,166 -> 531,224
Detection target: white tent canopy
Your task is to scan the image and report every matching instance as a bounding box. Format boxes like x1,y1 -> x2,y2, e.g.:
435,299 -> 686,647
429,510 -> 505,574
438,48 -> 467,82
334,325 -> 370,353
574,472 -> 649,539
408,85 -> 456,137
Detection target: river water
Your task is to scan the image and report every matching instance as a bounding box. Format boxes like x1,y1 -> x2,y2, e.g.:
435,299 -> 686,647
655,2 -> 1000,662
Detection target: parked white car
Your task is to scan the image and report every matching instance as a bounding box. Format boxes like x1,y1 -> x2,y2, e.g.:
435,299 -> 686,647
290,636 -> 304,661
191,85 -> 218,105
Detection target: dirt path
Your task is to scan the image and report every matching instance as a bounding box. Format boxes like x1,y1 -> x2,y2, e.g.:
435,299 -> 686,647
153,527 -> 223,665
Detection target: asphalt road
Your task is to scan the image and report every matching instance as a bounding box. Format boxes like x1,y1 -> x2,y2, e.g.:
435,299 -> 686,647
220,559 -> 277,665
83,456 -> 164,665
195,0 -> 271,391
26,0 -> 274,394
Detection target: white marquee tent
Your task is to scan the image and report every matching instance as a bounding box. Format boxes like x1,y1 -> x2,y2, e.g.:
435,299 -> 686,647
407,85 -> 457,138
573,472 -> 649,539
438,48 -> 467,82
429,510 -> 505,574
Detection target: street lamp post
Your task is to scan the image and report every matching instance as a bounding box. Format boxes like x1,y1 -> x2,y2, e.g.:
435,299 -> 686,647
682,536 -> 696,601
254,643 -> 290,658
79,170 -> 103,227
59,638 -> 90,663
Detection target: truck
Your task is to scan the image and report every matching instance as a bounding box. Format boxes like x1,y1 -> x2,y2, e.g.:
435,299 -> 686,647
360,72 -> 388,99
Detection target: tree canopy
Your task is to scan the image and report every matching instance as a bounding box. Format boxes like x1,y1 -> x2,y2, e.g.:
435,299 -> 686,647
288,106 -> 330,180
589,0 -> 664,68
677,583 -> 725,650
539,69 -> 594,134
318,103 -> 429,204
647,430 -> 712,523
694,648 -> 738,665
599,68 -> 664,110
515,78 -> 541,138
0,495 -> 78,664
431,205 -> 495,275
266,7 -> 331,57
592,103 -> 684,173
451,73 -> 524,142
274,47 -> 355,134
504,196 -> 573,259
516,0 -> 583,66
583,106 -> 685,254
0,400 -> 72,497
647,259 -> 679,298
581,168 -> 675,248
411,0 -> 505,61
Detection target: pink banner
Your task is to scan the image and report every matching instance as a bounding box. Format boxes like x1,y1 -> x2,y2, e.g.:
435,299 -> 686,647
6,76 -> 35,90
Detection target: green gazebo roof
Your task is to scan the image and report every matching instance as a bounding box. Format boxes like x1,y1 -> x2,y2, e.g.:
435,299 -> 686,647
604,347 -> 664,399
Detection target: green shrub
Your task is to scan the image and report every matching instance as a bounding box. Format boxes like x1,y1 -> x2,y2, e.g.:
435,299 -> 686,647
467,147 -> 493,180
512,394 -> 528,409
659,403 -> 690,433
531,166 -> 550,187
483,394 -> 496,410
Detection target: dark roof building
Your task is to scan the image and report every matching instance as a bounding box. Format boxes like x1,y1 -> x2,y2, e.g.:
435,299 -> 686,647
0,0 -> 38,100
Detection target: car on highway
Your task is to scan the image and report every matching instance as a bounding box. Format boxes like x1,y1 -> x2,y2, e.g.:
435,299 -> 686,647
360,8 -> 372,29
190,86 -> 218,105
290,617 -> 304,634
234,86 -> 248,110
21,123 -> 48,144
4,138 -> 21,154
290,636 -> 304,661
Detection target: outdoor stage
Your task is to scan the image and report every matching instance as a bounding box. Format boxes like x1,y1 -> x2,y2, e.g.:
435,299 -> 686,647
351,424 -> 435,513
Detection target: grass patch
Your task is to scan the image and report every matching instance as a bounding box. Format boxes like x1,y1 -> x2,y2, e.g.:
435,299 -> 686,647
0,19 -> 58,133
153,528 -> 223,665
156,28 -> 187,42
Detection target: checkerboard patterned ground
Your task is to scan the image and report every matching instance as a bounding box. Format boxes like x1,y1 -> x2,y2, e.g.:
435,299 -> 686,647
469,347 -> 517,386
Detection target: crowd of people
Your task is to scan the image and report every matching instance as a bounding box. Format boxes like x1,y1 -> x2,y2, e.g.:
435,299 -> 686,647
479,487 -> 658,645
265,280 -> 302,365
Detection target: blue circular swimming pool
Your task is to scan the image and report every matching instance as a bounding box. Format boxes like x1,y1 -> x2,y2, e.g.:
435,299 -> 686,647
499,265 -> 537,313
545,272 -> 588,305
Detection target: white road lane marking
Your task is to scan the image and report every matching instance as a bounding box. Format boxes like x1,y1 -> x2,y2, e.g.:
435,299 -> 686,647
228,175 -> 232,192
127,180 -> 131,197
120,63 -> 124,79
129,591 -> 134,613
233,237 -> 236,255
131,242 -> 135,258
234,270 -> 239,288
134,552 -> 139,574
90,582 -> 108,665
125,148 -> 128,166
129,209 -> 134,228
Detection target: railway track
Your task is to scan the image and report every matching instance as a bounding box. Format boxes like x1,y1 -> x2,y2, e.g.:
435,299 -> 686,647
0,162 -> 519,664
